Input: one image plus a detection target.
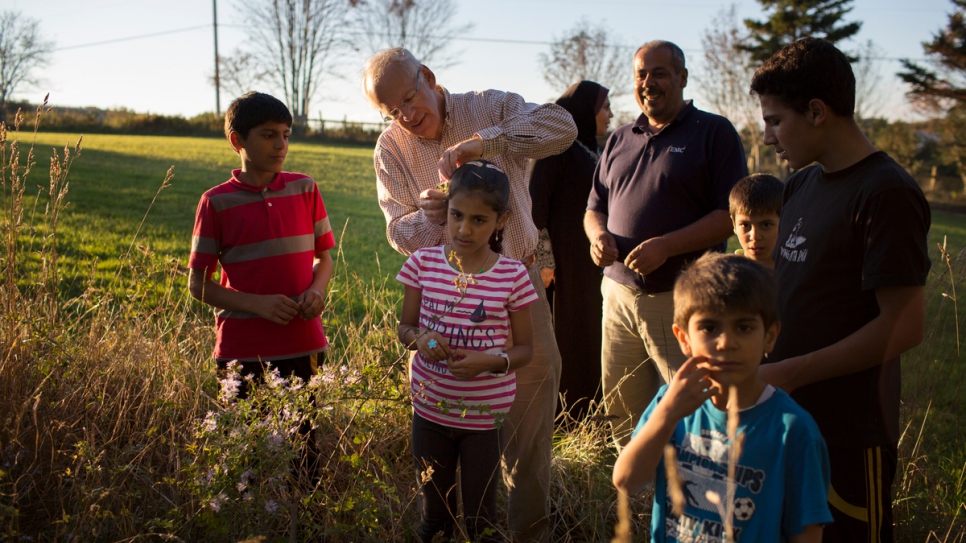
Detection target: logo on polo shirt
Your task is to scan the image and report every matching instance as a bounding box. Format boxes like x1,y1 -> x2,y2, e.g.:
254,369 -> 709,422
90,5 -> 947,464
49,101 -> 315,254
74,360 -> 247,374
670,146 -> 686,153
780,217 -> 808,262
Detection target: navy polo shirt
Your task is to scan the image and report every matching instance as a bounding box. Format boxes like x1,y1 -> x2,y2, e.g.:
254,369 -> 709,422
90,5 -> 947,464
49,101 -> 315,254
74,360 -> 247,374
587,101 -> 747,293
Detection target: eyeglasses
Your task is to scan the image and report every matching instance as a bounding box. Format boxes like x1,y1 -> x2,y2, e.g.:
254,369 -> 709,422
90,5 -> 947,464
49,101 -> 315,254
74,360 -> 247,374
383,69 -> 421,122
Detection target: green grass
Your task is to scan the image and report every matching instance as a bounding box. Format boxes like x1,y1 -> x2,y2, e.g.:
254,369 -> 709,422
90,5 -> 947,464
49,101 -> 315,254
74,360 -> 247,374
19,132 -> 407,300
7,131 -> 966,540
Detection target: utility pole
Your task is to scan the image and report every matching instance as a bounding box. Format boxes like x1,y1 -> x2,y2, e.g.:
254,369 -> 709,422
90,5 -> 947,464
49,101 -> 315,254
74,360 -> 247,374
213,0 -> 221,116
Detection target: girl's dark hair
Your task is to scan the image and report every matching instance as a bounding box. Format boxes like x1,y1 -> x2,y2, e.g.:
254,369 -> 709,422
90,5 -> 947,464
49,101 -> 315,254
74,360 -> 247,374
447,160 -> 511,254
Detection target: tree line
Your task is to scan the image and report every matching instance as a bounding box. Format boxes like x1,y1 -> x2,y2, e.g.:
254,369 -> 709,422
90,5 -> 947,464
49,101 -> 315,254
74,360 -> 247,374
2,0 -> 965,189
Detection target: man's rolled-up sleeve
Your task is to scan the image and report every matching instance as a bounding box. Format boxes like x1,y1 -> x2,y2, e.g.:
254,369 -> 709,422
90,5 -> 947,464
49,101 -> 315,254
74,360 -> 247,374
475,90 -> 577,160
374,143 -> 444,256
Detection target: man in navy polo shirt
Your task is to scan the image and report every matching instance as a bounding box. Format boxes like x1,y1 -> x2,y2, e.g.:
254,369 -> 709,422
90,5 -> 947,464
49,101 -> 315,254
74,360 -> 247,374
584,40 -> 748,448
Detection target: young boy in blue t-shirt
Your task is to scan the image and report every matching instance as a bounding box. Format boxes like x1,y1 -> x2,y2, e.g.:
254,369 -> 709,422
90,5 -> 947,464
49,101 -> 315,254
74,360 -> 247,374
613,253 -> 832,542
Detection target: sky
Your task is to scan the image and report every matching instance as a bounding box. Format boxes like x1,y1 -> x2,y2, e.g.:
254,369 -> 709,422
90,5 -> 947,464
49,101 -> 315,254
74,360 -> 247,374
4,0 -> 957,125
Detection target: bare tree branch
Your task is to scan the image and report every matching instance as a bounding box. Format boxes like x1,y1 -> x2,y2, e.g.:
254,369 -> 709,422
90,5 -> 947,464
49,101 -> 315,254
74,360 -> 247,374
0,10 -> 54,122
350,0 -> 472,69
852,39 -> 887,121
210,49 -> 271,101
537,19 -> 630,98
236,0 -> 352,127
693,5 -> 762,170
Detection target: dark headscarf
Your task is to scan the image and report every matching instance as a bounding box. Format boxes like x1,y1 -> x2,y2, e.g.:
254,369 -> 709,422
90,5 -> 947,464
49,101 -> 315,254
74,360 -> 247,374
555,80 -> 609,149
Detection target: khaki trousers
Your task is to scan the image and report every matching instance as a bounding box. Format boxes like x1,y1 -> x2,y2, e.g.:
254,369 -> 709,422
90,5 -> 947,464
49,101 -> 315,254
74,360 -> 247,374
500,266 -> 561,542
600,276 -> 687,448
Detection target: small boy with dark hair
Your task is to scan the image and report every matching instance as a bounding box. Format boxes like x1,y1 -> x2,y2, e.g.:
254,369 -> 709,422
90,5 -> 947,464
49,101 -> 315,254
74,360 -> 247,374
613,253 -> 832,542
729,173 -> 783,269
188,90 -> 335,402
750,37 -> 930,542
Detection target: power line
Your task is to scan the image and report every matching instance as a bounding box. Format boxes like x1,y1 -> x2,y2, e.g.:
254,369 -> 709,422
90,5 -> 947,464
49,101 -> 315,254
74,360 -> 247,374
54,22 -> 927,62
53,25 -> 210,52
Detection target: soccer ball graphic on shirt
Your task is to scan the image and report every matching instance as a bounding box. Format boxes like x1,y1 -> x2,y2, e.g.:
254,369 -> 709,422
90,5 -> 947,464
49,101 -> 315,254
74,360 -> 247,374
733,497 -> 756,521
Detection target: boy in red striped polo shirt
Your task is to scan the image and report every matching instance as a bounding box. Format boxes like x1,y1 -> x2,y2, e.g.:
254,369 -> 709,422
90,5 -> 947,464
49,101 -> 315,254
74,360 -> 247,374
188,91 -> 335,404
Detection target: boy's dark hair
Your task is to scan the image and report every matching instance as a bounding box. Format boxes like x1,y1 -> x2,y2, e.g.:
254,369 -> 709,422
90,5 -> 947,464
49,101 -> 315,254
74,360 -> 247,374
749,37 -> 855,117
729,174 -> 784,219
224,91 -> 293,140
447,160 -> 510,254
673,253 -> 778,329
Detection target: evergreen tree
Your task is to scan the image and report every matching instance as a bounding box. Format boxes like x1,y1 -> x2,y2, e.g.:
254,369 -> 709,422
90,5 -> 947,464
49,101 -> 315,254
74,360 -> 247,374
898,1 -> 966,191
741,0 -> 862,62
898,0 -> 966,108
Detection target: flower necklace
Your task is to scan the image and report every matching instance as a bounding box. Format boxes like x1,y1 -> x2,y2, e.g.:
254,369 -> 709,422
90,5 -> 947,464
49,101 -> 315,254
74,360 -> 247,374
447,245 -> 493,273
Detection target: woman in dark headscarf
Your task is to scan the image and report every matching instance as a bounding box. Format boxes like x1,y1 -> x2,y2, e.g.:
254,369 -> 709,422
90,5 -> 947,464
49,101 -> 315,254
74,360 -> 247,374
530,80 -> 612,422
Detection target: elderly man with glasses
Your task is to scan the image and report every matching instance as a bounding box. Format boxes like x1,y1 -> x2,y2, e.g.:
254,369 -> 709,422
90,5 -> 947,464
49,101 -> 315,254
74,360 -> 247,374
362,47 -> 576,543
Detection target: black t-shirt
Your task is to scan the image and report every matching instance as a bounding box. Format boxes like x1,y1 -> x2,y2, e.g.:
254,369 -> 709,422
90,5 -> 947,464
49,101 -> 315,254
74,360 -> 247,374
768,151 -> 931,447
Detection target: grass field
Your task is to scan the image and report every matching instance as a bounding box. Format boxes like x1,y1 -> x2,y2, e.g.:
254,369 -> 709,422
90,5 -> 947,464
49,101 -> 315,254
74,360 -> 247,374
4,130 -> 965,541
20,131 -> 407,300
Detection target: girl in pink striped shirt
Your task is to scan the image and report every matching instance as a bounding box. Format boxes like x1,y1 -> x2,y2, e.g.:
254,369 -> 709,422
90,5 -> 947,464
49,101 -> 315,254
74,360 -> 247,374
396,160 -> 537,543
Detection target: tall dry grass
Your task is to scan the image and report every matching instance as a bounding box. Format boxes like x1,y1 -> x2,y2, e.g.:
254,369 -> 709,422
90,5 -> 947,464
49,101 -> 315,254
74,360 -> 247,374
0,100 -> 630,542
0,102 -> 963,542
0,103 -> 413,541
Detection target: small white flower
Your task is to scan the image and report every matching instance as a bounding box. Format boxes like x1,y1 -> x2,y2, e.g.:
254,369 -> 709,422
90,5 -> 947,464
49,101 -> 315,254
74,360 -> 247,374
343,369 -> 360,385
268,431 -> 285,450
218,375 -> 241,403
264,365 -> 285,390
237,481 -> 247,492
202,411 -> 218,433
209,492 -> 228,512
265,499 -> 278,513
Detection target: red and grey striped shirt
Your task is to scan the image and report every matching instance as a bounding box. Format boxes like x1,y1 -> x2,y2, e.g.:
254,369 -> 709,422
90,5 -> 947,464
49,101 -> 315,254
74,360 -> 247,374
189,170 -> 335,361
397,246 -> 538,430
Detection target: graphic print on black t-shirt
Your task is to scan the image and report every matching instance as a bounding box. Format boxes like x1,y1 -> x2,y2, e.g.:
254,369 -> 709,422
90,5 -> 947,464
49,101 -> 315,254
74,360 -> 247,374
779,217 -> 808,263
771,152 -> 930,447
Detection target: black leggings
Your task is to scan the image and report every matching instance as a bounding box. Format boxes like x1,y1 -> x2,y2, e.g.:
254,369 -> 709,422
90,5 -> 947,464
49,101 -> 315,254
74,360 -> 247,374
216,353 -> 321,400
411,413 -> 503,543
217,353 -> 324,478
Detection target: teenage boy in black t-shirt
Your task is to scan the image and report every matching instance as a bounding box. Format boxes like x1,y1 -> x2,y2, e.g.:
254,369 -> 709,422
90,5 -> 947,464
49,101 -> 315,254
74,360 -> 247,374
750,37 -> 930,542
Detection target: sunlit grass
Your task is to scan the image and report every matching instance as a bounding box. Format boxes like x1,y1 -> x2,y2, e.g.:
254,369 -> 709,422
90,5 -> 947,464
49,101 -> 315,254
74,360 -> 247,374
20,132 -> 407,303
2,126 -> 963,541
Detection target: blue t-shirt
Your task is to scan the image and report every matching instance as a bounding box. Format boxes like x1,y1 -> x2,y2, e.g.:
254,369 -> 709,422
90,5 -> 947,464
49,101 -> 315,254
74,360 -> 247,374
632,385 -> 832,542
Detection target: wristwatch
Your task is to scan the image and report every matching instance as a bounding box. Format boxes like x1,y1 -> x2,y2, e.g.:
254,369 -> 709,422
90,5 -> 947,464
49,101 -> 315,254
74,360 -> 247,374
492,352 -> 511,376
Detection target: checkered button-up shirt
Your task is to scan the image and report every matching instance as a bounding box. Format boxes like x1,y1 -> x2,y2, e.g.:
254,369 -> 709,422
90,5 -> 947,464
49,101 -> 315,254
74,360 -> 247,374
374,87 -> 577,261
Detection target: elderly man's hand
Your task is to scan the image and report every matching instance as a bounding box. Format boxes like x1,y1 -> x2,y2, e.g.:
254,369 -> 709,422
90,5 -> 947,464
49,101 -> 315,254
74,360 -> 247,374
419,188 -> 448,225
624,237 -> 670,276
590,232 -> 619,267
438,135 -> 483,181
